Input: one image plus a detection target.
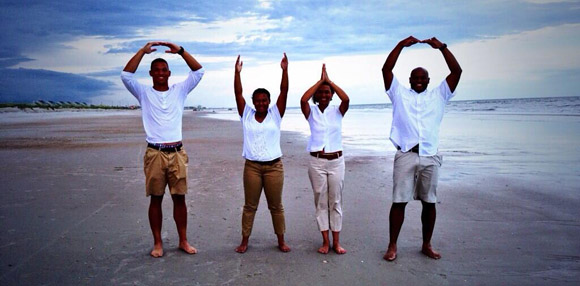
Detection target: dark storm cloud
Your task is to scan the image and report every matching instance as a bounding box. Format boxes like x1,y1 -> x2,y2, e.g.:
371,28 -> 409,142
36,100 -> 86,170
0,68 -> 111,103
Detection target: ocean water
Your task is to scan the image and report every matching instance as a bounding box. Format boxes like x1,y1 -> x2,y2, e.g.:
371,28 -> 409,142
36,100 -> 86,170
206,96 -> 580,192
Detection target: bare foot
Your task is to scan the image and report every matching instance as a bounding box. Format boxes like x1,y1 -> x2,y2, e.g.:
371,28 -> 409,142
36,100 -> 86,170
318,244 -> 330,254
278,242 -> 291,252
333,244 -> 347,255
150,244 -> 164,258
383,243 -> 397,261
421,244 -> 441,259
235,244 -> 248,253
179,241 -> 197,254
236,236 -> 249,253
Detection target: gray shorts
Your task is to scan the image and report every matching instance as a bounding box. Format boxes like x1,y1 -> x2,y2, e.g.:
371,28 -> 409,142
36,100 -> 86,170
392,150 -> 442,203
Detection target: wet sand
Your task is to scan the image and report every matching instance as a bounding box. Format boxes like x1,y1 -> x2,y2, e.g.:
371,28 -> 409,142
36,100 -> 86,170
0,110 -> 578,285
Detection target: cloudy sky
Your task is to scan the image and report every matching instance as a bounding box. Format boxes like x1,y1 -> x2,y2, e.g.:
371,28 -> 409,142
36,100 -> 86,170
1,0 -> 579,107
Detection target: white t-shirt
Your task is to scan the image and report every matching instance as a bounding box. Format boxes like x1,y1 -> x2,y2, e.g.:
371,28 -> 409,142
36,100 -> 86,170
307,104 -> 343,153
240,104 -> 283,161
120,68 -> 205,143
386,77 -> 455,156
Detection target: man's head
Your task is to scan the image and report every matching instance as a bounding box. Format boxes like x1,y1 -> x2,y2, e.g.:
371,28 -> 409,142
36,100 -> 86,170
409,67 -> 430,93
313,83 -> 335,105
252,88 -> 271,114
149,58 -> 171,87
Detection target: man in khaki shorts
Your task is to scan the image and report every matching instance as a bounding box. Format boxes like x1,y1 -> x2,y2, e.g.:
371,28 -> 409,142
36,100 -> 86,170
121,41 -> 204,257
381,36 -> 462,261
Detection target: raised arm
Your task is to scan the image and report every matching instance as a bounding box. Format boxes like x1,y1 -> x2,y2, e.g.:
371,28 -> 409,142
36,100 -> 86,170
160,42 -> 203,71
300,65 -> 325,119
122,41 -> 203,73
381,36 -> 420,91
421,37 -> 462,93
325,66 -> 350,116
276,53 -> 289,117
234,55 -> 246,117
123,42 -> 161,73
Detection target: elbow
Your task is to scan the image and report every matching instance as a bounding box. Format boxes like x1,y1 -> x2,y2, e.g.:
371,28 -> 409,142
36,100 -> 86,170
455,66 -> 463,76
382,64 -> 393,74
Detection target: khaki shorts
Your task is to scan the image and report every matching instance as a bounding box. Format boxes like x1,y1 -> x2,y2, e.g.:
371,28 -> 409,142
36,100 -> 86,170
143,147 -> 189,197
392,150 -> 442,203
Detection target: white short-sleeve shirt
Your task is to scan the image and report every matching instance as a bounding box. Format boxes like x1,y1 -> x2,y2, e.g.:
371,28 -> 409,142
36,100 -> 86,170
386,77 -> 455,156
307,104 -> 343,153
240,104 -> 283,161
120,68 -> 205,143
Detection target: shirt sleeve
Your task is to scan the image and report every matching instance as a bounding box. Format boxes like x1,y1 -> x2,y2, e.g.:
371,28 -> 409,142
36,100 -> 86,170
307,104 -> 315,121
385,77 -> 401,102
174,68 -> 205,99
240,103 -> 252,122
120,71 -> 145,101
270,104 -> 282,127
437,79 -> 456,102
333,105 -> 344,118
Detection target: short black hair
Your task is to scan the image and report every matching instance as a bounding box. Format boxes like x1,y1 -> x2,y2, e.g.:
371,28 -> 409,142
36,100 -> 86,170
252,88 -> 271,100
150,58 -> 169,70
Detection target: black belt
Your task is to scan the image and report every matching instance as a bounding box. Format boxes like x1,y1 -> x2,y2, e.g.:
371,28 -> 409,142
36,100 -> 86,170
147,143 -> 183,153
397,145 -> 419,153
249,158 -> 281,165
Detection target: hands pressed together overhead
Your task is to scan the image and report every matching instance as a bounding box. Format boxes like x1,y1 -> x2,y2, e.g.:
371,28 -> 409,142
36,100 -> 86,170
400,36 -> 446,50
320,63 -> 330,83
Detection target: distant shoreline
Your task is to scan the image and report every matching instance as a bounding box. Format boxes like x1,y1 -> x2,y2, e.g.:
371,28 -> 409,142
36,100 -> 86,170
0,106 -> 215,114
0,95 -> 578,111
0,107 -> 132,114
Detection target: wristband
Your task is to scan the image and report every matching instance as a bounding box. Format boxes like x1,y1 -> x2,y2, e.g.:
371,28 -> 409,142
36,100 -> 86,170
439,43 -> 447,51
177,46 -> 184,55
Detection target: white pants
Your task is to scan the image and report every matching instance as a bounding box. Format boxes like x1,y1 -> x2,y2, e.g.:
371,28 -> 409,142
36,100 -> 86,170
307,155 -> 345,232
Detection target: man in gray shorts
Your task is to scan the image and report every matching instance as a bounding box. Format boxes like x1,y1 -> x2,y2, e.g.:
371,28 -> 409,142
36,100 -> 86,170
381,36 -> 462,261
121,42 -> 204,257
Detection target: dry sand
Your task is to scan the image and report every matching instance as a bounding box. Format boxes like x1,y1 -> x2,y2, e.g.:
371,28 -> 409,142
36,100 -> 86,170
0,110 -> 578,285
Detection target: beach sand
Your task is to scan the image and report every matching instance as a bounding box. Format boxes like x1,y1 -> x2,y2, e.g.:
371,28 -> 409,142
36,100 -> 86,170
0,110 -> 578,285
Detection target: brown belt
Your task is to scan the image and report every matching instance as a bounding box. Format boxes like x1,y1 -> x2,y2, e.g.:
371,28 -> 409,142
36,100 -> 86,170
310,151 -> 343,160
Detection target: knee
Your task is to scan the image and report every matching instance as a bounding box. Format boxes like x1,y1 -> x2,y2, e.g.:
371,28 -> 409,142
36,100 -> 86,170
421,201 -> 436,209
243,205 -> 258,213
268,204 -> 284,214
171,194 -> 186,204
390,203 -> 407,215
391,202 -> 407,210
150,195 -> 164,205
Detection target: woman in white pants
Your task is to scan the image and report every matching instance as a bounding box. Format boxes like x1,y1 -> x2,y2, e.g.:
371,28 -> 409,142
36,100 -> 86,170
300,64 -> 350,254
